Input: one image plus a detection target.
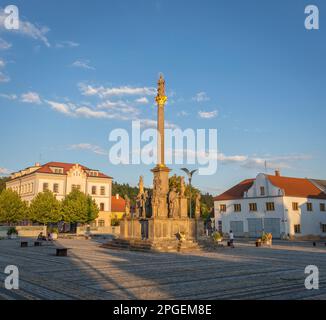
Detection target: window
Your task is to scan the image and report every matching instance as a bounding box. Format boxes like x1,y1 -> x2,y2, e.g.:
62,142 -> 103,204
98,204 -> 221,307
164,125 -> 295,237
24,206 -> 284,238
218,221 -> 222,233
43,183 -> 49,192
98,220 -> 105,227
54,168 -> 63,174
100,203 -> 105,211
234,204 -> 241,212
53,183 -> 59,193
294,224 -> 301,234
72,184 -> 81,191
249,203 -> 257,212
260,186 -> 265,196
100,186 -> 105,196
320,203 -> 326,212
292,202 -> 299,211
322,224 -> 326,233
92,186 -> 97,195
307,202 -> 313,212
220,204 -> 226,212
266,202 -> 275,211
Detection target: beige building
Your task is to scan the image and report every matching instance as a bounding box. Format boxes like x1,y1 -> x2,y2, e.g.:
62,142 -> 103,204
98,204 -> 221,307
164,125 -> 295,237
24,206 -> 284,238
6,162 -> 113,227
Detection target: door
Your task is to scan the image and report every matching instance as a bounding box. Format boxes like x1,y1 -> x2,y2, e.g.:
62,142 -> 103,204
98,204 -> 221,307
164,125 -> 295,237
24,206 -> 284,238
230,221 -> 244,237
264,218 -> 281,238
247,218 -> 263,238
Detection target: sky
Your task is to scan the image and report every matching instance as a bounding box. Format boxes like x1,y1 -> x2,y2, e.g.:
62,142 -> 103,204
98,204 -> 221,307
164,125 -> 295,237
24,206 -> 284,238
0,0 -> 325,195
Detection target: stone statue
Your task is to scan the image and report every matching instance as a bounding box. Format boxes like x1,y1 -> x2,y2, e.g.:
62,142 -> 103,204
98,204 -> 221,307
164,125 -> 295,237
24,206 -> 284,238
124,194 -> 130,218
195,193 -> 201,218
169,187 -> 179,218
135,193 -> 142,218
141,191 -> 148,218
145,190 -> 152,218
138,176 -> 144,195
180,176 -> 185,197
157,74 -> 165,97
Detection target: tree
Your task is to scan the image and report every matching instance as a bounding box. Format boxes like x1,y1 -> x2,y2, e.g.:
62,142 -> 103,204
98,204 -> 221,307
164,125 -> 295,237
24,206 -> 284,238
0,189 -> 28,224
112,181 -> 139,207
29,190 -> 62,225
62,189 -> 99,224
0,177 -> 10,194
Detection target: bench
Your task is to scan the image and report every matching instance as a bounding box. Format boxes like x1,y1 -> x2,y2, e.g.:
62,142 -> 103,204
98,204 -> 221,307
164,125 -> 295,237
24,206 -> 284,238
34,241 -> 43,246
56,248 -> 69,257
21,241 -> 28,248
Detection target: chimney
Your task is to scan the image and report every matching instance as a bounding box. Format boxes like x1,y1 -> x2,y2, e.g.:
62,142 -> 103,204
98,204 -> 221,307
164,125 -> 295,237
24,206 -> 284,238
35,162 -> 41,167
116,193 -> 119,199
275,170 -> 281,177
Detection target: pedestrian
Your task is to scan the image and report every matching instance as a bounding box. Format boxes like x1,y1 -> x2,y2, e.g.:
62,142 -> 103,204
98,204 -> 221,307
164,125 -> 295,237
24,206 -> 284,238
229,230 -> 234,248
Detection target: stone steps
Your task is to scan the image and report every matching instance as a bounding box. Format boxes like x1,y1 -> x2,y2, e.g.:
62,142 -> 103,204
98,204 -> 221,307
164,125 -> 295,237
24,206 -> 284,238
102,238 -> 202,253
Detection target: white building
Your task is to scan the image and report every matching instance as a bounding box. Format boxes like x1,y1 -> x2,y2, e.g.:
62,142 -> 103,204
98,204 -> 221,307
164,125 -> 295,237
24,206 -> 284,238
6,162 -> 113,227
214,171 -> 326,239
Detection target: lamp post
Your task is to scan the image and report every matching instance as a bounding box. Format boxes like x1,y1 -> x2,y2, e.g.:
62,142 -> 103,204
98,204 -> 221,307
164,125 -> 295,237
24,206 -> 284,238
181,168 -> 197,219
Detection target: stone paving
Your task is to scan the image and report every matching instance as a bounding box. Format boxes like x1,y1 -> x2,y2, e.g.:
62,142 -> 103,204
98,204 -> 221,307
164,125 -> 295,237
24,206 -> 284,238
0,237 -> 325,300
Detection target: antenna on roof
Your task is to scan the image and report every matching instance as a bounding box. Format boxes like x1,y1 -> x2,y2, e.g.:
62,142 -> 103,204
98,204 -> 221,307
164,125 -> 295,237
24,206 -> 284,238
264,160 -> 267,173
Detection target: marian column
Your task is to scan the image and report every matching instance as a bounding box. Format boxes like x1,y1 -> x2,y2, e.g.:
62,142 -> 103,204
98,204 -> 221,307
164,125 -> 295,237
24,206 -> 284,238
151,74 -> 171,218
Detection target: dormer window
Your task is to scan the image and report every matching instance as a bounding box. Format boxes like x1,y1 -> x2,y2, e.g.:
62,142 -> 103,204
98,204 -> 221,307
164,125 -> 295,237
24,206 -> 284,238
89,171 -> 99,177
260,186 -> 265,196
51,167 -> 64,174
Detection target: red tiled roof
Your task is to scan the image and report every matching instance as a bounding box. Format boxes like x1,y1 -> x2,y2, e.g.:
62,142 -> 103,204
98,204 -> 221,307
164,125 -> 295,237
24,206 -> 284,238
214,175 -> 326,201
213,179 -> 254,201
267,175 -> 326,199
111,195 -> 126,212
36,162 -> 112,179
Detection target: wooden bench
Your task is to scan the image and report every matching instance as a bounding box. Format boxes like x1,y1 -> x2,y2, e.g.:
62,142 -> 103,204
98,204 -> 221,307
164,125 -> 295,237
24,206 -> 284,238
21,241 -> 28,248
56,248 -> 69,257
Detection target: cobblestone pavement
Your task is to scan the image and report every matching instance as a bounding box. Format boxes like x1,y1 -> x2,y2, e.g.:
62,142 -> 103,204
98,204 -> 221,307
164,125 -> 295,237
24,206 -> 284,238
0,238 -> 325,300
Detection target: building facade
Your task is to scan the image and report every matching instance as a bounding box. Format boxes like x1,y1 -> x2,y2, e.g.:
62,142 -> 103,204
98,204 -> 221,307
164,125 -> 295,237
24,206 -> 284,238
6,162 -> 113,227
214,172 -> 326,239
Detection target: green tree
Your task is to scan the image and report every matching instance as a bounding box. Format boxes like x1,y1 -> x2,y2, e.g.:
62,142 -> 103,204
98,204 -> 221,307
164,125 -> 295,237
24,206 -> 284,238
29,190 -> 62,225
0,177 -> 10,193
62,189 -> 99,224
0,189 -> 28,224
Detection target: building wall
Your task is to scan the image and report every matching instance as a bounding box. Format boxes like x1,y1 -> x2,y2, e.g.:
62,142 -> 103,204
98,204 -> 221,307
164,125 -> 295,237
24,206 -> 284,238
6,166 -> 112,213
214,173 -> 326,238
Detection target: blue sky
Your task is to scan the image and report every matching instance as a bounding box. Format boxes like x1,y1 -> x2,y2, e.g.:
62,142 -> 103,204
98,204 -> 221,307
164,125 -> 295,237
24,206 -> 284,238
0,0 -> 325,194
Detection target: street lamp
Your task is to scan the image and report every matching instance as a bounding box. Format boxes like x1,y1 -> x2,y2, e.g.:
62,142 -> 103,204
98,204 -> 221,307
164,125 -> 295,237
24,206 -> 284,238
181,168 -> 197,219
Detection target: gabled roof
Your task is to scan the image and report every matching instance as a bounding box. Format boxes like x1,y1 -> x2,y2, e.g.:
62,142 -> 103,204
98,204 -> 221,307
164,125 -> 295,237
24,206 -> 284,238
267,175 -> 326,199
214,175 -> 326,201
214,179 -> 254,201
10,162 -> 112,180
111,195 -> 126,212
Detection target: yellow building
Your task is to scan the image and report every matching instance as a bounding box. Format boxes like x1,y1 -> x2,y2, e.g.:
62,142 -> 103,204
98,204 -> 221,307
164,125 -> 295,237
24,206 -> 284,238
6,162 -> 112,228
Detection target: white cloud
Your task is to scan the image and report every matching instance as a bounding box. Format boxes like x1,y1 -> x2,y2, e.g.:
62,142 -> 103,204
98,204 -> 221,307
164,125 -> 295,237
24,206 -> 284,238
0,72 -> 10,82
21,92 -> 42,104
0,93 -> 17,100
78,83 -> 156,98
0,8 -> 50,47
198,110 -> 218,119
0,167 -> 11,175
139,118 -> 179,129
69,143 -> 107,156
71,60 -> 95,70
135,97 -> 149,104
0,59 -> 5,68
55,41 -> 79,48
192,92 -> 210,102
75,106 -> 109,119
0,38 -> 12,50
45,100 -> 75,116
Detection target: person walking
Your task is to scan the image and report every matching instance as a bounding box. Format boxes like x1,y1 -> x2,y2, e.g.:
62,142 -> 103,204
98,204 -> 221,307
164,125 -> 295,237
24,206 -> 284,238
229,230 -> 235,248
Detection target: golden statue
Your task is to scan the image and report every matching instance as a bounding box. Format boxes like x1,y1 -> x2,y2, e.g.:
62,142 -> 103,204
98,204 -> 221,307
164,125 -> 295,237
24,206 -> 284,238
155,74 -> 167,105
